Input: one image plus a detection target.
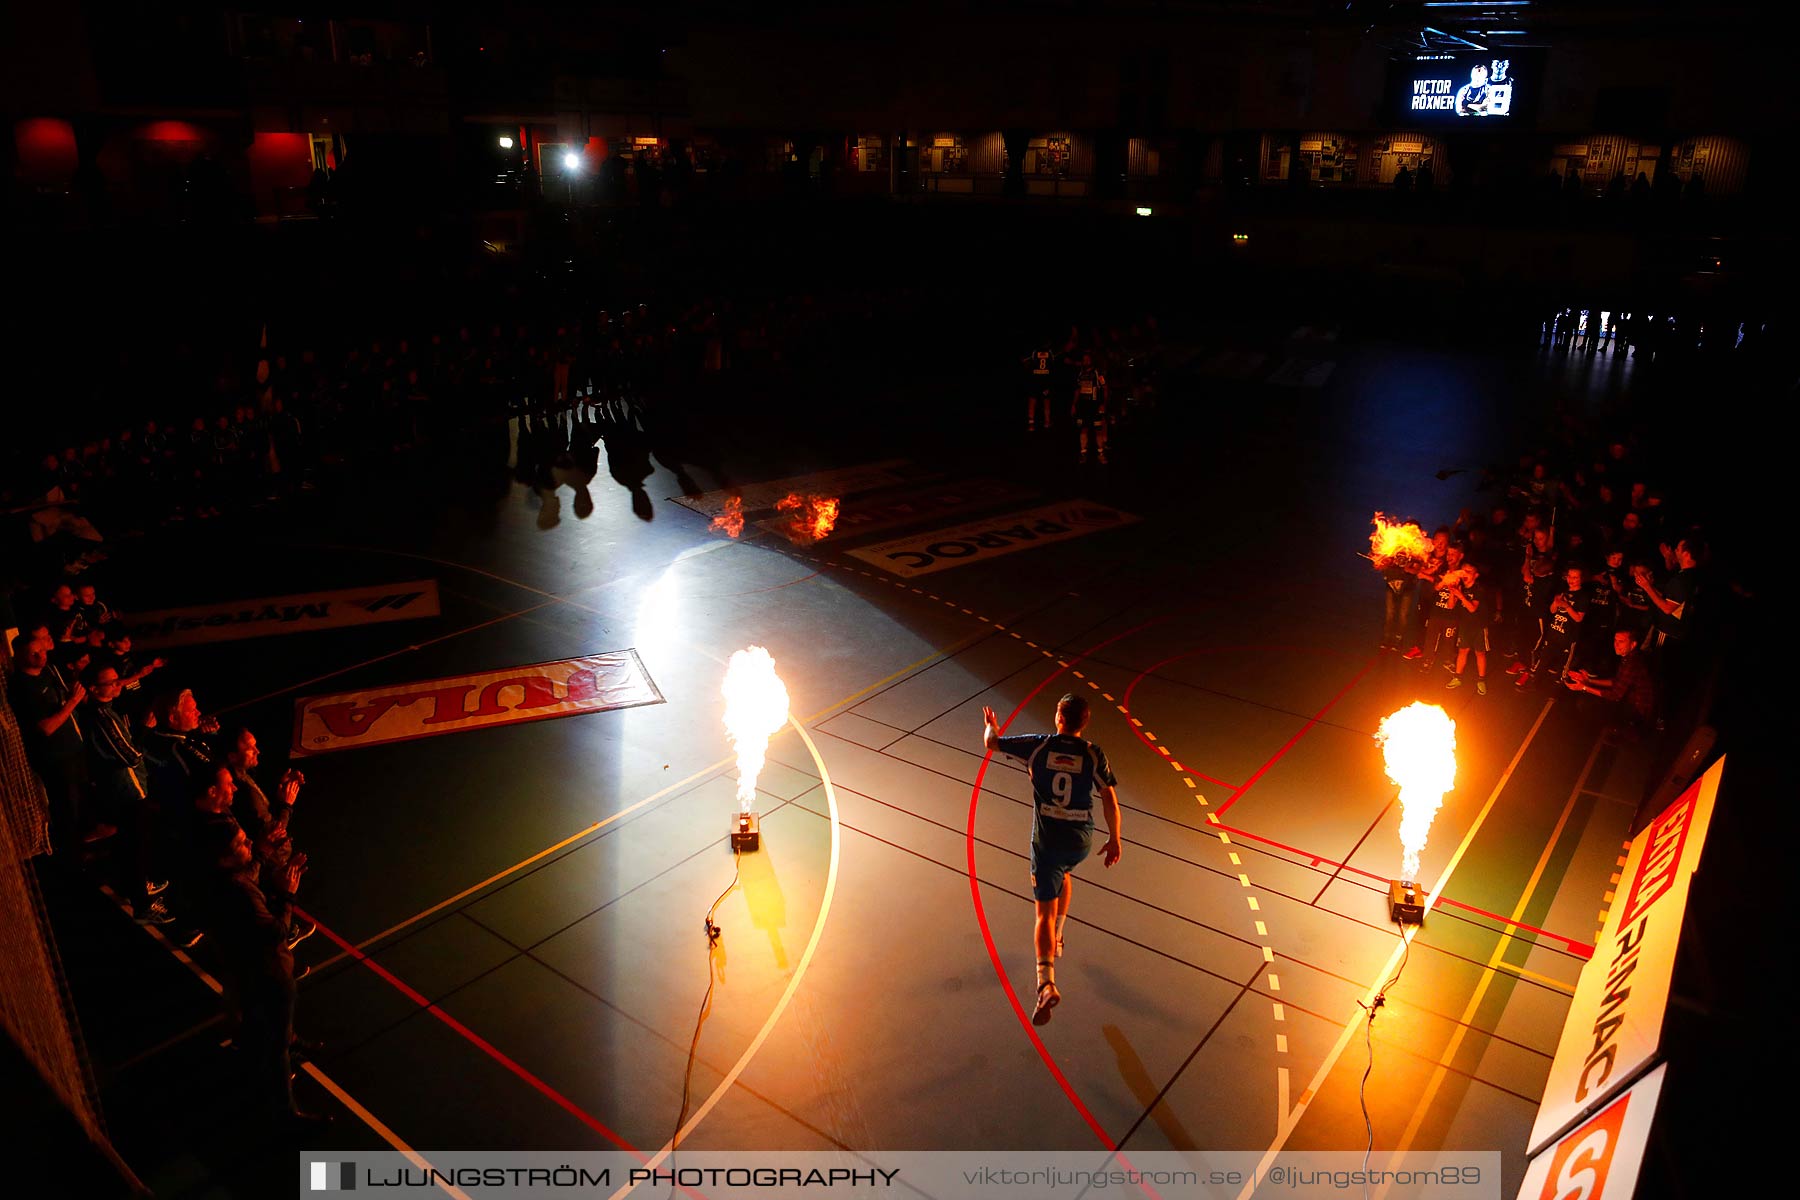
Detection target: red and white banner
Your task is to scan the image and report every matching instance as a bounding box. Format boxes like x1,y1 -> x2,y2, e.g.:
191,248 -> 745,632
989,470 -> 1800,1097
1519,1064 -> 1667,1200
1527,758 -> 1723,1154
124,581 -> 440,649
845,501 -> 1140,578
290,651 -> 662,757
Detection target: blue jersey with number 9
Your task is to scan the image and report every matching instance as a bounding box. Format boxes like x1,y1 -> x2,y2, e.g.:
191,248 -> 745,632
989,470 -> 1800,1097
995,733 -> 1116,843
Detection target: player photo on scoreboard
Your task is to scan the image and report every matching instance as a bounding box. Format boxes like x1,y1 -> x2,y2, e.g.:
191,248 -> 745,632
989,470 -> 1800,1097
1393,52 -> 1532,124
1455,59 -> 1514,117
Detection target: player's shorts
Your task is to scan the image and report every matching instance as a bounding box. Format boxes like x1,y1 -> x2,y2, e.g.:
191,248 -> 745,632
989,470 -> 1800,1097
1030,830 -> 1093,902
1457,623 -> 1490,652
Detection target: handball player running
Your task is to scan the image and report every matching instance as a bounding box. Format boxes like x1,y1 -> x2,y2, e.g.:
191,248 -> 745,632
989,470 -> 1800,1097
982,694 -> 1123,1025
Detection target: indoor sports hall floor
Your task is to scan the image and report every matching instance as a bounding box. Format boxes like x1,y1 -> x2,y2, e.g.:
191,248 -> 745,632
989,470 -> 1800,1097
83,329 -> 1649,1198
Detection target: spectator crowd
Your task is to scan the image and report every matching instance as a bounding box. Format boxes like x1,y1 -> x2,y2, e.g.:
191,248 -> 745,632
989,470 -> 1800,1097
3,282 -> 932,572
1378,432 -> 1719,742
4,597 -> 325,1126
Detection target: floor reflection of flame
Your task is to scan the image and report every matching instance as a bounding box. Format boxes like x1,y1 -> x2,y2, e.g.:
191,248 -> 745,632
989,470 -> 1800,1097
738,848 -> 788,969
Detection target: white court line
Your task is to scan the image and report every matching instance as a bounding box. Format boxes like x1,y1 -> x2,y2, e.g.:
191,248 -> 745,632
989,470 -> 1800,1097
303,1064 -> 470,1200
1235,697 -> 1554,1197
606,715 -> 843,1200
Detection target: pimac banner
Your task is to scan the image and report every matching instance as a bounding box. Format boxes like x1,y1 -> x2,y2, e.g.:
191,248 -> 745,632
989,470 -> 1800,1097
290,651 -> 663,756
122,581 -> 440,649
1518,1064 -> 1667,1200
1526,758 -> 1723,1156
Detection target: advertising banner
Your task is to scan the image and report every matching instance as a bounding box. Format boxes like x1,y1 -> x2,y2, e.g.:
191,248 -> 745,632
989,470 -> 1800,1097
1527,759 -> 1722,1154
122,581 -> 440,649
845,502 -> 1140,578
291,651 -> 662,756
1518,1064 -> 1667,1200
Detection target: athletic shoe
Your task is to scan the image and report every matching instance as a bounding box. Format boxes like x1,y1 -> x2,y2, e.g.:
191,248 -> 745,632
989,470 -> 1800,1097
1402,647 -> 1423,660
1031,982 -> 1061,1026
146,879 -> 170,896
1506,661 -> 1529,675
1514,671 -> 1533,689
287,920 -> 317,950
1445,676 -> 1463,690
1477,681 -> 1488,695
134,899 -> 176,926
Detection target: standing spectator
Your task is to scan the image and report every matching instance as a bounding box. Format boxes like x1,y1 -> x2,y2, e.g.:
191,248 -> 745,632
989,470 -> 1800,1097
73,583 -> 115,636
1444,561 -> 1491,693
9,624 -> 106,851
1419,543 -> 1468,673
45,585 -> 85,643
1519,563 -> 1588,689
1509,526 -> 1559,675
192,818 -> 322,1126
1587,548 -> 1626,647
1379,553 -> 1414,652
83,664 -> 171,924
142,687 -> 217,801
1635,533 -> 1705,651
224,727 -> 309,929
1403,528 -> 1451,660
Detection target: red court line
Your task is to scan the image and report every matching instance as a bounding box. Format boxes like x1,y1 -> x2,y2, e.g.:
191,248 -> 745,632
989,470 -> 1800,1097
1215,658 -> 1375,816
1120,652 -> 1597,960
1119,642 -> 1366,792
968,615 -> 1174,1198
296,906 -> 706,1182
1208,825 -> 1596,958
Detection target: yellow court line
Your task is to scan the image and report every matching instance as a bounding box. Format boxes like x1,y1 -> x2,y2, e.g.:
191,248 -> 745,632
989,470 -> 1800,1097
1491,960 -> 1577,997
216,600 -> 559,716
1374,730 -> 1606,1185
1234,697 -> 1555,1200
310,754 -> 731,969
605,715 -> 843,1200
302,1063 -> 470,1200
312,640 -> 956,970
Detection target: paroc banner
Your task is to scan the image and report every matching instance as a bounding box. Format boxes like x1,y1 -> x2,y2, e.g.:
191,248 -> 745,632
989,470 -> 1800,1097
1526,758 -> 1723,1155
122,581 -> 440,649
846,501 -> 1140,578
290,650 -> 663,757
1518,1064 -> 1667,1200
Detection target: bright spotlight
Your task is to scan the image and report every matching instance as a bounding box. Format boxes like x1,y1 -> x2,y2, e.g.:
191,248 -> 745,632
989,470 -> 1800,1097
1135,206 -> 1153,217
498,136 -> 514,149
563,151 -> 581,170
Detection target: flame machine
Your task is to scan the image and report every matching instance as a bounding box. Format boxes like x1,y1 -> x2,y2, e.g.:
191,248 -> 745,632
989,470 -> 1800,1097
1374,702 -> 1457,927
